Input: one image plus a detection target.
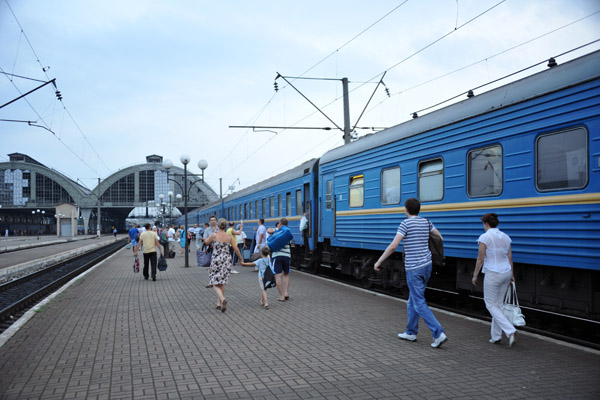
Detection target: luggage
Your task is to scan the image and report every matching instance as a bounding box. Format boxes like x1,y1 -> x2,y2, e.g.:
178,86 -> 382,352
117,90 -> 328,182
266,225 -> 293,252
169,250 -> 176,259
197,249 -> 212,267
133,256 -> 139,273
242,248 -> 251,262
157,255 -> 168,271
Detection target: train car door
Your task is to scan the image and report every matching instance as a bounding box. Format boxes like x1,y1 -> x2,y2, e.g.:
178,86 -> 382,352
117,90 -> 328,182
321,173 -> 335,239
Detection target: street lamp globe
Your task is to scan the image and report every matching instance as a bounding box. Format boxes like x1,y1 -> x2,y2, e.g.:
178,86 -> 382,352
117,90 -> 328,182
168,191 -> 173,198
159,193 -> 164,201
176,194 -> 182,201
180,154 -> 191,165
198,159 -> 208,171
163,159 -> 173,170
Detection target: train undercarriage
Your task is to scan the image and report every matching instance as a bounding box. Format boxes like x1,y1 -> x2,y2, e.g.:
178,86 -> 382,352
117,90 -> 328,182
291,241 -> 600,321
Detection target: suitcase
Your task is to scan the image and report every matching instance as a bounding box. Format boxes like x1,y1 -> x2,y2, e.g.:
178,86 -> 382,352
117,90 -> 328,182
242,248 -> 251,262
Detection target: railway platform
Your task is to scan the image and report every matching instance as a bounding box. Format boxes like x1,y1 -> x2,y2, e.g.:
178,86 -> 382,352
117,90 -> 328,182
0,246 -> 598,399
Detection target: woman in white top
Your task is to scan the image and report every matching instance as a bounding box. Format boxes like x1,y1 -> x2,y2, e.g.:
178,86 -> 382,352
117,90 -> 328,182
472,213 -> 517,347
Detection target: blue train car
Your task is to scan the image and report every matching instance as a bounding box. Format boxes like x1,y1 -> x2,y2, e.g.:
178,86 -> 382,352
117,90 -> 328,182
190,159 -> 319,259
318,51 -> 600,316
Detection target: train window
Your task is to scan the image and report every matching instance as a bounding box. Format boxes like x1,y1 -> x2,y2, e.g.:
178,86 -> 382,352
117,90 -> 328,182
295,190 -> 302,215
418,159 -> 443,202
468,145 -> 502,197
286,192 -> 291,216
278,194 -> 282,217
269,196 -> 274,217
325,180 -> 333,210
255,200 -> 259,218
381,167 -> 401,205
536,128 -> 588,191
349,174 -> 364,208
244,203 -> 247,219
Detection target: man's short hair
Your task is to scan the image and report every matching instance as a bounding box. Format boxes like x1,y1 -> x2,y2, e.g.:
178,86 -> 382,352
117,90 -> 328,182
144,223 -> 151,230
209,215 -> 217,221
280,218 -> 288,226
404,198 -> 421,215
259,218 -> 265,224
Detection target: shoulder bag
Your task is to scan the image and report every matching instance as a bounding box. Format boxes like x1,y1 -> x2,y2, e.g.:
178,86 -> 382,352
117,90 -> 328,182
503,281 -> 526,326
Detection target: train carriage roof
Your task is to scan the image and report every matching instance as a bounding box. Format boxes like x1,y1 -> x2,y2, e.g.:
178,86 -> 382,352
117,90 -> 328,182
198,158 -> 318,210
320,50 -> 600,165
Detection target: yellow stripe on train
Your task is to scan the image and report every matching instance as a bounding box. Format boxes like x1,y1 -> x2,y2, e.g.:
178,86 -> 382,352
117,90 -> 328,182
336,193 -> 600,217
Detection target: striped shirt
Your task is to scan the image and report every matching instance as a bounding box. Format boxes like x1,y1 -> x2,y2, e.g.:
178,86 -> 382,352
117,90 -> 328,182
397,216 -> 433,270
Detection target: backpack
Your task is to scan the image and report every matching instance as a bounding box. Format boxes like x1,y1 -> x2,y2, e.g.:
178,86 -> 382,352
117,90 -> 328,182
262,260 -> 277,290
266,225 -> 293,253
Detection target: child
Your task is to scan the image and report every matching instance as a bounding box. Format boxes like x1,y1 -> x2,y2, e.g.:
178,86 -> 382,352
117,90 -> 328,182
241,246 -> 273,309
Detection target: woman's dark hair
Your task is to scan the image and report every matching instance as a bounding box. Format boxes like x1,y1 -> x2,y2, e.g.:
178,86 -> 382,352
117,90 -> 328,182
404,198 -> 421,215
481,213 -> 499,228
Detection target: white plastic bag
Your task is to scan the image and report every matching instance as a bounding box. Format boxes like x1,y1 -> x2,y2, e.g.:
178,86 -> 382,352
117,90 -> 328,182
299,215 -> 308,232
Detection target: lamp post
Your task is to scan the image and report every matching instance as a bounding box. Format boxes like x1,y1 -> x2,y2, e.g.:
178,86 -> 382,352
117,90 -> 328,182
162,156 -> 208,267
32,209 -> 45,239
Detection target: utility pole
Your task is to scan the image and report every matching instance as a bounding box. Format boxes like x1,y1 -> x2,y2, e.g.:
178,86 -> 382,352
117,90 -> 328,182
97,177 -> 101,238
342,77 -> 351,145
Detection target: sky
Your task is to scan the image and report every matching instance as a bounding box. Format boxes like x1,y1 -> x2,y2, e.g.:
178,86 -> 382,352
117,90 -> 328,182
1,0 -> 599,196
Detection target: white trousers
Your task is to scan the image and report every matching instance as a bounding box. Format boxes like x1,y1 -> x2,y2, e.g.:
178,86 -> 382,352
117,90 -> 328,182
483,270 -> 517,340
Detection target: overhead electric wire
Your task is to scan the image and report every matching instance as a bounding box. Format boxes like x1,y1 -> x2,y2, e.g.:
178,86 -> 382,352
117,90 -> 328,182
413,38 -> 600,115
217,1 -> 410,182
364,9 -> 600,115
3,0 -> 112,176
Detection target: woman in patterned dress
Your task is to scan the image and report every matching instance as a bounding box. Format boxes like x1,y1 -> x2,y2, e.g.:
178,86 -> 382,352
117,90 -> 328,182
204,218 -> 243,312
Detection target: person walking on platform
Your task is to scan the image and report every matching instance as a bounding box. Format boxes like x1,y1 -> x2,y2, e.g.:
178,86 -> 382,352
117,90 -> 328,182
241,246 -> 274,309
179,225 -> 187,256
253,219 -> 267,255
135,223 -> 164,281
374,198 -> 447,348
204,218 -> 243,312
472,213 -> 517,347
271,218 -> 292,302
128,224 -> 139,256
226,221 -> 243,273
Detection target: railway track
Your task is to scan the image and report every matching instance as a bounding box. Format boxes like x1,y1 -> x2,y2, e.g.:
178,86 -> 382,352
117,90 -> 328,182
307,267 -> 600,351
0,240 -> 126,334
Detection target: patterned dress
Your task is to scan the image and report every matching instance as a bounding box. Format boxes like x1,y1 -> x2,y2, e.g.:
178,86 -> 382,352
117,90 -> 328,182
209,241 -> 232,285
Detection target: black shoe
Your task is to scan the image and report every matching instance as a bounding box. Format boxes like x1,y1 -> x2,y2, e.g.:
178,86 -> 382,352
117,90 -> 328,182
152,277 -> 156,281
144,277 -> 148,280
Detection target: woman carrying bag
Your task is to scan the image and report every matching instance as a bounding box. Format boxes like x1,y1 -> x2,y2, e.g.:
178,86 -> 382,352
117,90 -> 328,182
472,213 -> 517,347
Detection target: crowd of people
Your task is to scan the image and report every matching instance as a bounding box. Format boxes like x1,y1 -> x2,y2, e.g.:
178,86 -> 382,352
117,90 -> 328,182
126,215 -> 295,314
127,198 -> 518,349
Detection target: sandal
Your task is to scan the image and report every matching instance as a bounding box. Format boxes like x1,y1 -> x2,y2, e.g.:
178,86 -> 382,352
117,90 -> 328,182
221,298 -> 227,313
265,304 -> 269,309
215,305 -> 221,310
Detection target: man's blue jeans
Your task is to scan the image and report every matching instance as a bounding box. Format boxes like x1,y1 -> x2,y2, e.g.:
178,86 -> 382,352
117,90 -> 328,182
405,263 -> 444,339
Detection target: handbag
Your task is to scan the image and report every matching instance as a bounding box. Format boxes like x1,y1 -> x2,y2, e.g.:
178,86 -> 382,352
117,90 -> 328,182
197,249 -> 212,267
503,282 -> 526,326
157,255 -> 168,271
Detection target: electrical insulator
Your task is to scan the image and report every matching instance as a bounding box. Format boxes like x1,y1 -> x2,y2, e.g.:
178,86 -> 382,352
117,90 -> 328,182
55,90 -> 62,100
385,87 -> 390,97
274,82 -> 279,92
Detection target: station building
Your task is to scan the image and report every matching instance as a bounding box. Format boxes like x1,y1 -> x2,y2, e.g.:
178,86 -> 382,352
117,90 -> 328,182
0,153 -> 218,236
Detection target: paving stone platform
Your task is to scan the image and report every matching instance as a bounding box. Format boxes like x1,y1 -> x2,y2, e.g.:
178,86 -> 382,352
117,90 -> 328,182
0,247 -> 598,399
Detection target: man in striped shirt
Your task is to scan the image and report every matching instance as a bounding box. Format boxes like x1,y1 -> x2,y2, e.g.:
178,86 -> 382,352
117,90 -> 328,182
374,198 -> 447,348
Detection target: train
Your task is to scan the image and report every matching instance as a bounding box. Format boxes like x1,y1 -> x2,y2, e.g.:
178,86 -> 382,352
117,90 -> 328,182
181,50 -> 600,319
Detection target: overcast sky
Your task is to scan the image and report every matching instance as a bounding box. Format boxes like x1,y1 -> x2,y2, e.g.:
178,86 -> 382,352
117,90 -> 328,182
1,0 -> 599,195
